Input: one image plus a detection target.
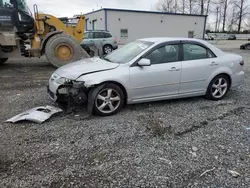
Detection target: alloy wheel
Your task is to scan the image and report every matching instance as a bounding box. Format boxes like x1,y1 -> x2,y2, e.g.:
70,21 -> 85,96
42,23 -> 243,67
211,78 -> 228,98
95,88 -> 121,114
104,45 -> 112,54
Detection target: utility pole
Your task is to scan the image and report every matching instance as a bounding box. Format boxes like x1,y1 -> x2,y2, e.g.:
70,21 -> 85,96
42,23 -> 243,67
201,0 -> 204,15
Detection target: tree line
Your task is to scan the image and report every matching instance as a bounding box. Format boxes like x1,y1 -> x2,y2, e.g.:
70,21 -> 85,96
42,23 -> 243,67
153,0 -> 250,33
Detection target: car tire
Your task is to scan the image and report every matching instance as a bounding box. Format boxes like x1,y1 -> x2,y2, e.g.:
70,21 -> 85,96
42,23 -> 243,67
205,74 -> 230,100
93,83 -> 124,116
103,44 -> 113,54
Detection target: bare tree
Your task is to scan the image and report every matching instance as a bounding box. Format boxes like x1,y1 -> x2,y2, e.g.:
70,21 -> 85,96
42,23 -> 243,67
153,0 -> 212,15
181,0 -> 185,13
217,3 -> 223,31
201,0 -> 204,14
221,0 -> 230,32
215,6 -> 220,31
196,0 -> 212,15
234,0 -> 249,33
227,3 -> 237,31
154,0 -> 177,13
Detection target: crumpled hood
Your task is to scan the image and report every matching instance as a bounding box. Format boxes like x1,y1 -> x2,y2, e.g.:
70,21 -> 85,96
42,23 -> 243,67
54,57 -> 119,80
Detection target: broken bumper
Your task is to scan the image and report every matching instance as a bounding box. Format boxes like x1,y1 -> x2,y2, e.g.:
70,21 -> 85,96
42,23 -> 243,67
47,80 -> 88,104
47,85 -> 57,101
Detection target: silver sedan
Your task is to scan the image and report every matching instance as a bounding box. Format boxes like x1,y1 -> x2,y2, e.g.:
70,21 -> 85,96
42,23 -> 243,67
48,38 -> 245,116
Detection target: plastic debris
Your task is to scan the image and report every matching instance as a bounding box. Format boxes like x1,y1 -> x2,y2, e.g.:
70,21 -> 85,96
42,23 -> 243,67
227,170 -> 241,178
200,167 -> 216,177
6,106 -> 62,124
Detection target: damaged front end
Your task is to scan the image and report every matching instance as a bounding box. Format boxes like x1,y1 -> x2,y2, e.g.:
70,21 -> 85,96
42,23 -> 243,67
48,79 -> 89,104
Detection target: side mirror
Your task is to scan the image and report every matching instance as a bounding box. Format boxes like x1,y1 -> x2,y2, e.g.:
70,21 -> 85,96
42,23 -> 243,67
138,58 -> 151,66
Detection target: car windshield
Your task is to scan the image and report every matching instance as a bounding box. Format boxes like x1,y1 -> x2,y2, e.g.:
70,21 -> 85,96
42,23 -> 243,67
103,40 -> 154,64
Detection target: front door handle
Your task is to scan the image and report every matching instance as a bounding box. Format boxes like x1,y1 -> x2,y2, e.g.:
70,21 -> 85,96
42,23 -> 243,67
210,62 -> 218,66
169,67 -> 180,71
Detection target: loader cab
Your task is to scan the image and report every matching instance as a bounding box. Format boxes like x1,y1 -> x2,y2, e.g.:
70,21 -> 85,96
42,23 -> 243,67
0,0 -> 34,33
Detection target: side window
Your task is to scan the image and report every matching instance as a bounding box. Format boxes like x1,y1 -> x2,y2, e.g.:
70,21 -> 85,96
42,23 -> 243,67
104,33 -> 112,38
145,44 -> 179,65
183,44 -> 215,61
85,32 -> 93,39
207,50 -> 216,58
94,32 -> 104,38
84,33 -> 89,39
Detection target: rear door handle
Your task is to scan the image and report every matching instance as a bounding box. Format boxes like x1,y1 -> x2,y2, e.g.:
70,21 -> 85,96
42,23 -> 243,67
169,67 -> 180,71
210,62 -> 218,66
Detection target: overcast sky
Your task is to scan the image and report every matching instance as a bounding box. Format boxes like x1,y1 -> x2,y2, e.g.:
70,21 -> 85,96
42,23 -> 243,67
27,0 -> 157,17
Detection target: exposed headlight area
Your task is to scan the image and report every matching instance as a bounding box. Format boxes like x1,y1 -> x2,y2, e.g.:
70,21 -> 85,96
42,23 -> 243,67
56,77 -> 73,85
49,75 -> 88,104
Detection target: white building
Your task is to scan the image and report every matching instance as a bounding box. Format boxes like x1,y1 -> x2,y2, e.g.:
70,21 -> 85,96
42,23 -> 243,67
85,8 -> 207,45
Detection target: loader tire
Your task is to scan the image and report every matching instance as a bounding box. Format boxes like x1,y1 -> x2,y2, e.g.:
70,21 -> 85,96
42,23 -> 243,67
45,33 -> 90,68
0,58 -> 8,64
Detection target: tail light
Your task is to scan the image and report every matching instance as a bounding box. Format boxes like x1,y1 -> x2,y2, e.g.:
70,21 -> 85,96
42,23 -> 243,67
114,37 -> 117,44
239,60 -> 244,66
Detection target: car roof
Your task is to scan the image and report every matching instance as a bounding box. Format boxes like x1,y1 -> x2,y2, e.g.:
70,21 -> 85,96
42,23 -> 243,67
138,37 -> 226,57
138,37 -> 205,44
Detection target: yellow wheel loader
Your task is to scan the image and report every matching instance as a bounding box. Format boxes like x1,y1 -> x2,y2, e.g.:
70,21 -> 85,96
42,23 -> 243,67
0,0 -> 90,67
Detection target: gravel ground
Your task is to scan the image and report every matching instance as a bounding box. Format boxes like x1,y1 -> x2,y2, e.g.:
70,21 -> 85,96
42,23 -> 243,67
0,43 -> 250,188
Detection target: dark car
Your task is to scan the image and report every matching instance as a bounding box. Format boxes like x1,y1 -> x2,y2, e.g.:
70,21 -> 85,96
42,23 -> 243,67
228,35 -> 236,40
240,42 -> 250,50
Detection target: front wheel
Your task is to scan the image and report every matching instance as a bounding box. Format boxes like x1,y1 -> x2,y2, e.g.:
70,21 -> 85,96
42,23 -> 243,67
206,75 -> 230,100
0,58 -> 8,64
93,83 -> 124,116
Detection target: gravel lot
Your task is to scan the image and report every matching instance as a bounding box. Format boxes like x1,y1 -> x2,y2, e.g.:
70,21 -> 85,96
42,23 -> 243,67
0,40 -> 250,188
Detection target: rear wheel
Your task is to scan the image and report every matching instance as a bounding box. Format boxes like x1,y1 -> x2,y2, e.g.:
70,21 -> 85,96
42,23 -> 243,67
206,75 -> 230,100
93,83 -> 124,116
0,58 -> 8,64
45,33 -> 89,68
103,44 -> 113,54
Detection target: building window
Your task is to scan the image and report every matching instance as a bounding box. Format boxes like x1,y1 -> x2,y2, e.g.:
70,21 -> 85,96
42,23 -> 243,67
188,31 -> 194,38
120,29 -> 128,39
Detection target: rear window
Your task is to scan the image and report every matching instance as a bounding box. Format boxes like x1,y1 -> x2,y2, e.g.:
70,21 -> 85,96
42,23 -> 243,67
103,32 -> 112,38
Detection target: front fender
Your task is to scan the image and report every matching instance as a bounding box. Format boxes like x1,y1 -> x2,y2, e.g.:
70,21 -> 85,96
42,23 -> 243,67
76,69 -> 130,96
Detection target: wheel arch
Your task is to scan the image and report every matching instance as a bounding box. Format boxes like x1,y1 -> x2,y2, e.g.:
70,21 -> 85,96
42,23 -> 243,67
93,80 -> 128,104
208,72 -> 232,88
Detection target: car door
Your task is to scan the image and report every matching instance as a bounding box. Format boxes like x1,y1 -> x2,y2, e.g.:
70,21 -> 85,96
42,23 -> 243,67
129,43 -> 182,101
179,42 -> 217,94
93,32 -> 104,46
82,32 -> 94,46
